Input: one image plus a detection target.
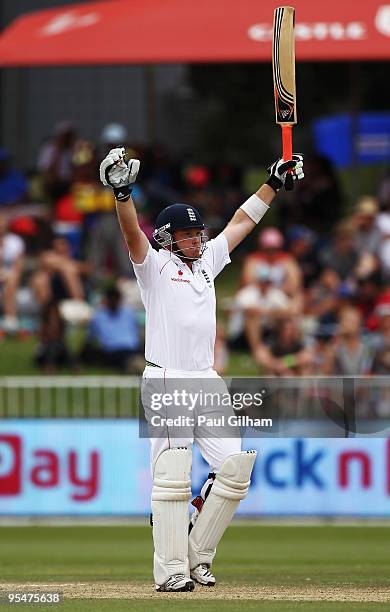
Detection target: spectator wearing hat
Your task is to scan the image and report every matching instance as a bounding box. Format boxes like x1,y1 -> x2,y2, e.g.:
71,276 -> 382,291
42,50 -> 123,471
0,149 -> 28,207
241,226 -> 303,299
353,196 -> 381,256
349,196 -> 382,282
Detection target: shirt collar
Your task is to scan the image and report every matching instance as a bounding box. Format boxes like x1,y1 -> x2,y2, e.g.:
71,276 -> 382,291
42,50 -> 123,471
159,247 -> 201,269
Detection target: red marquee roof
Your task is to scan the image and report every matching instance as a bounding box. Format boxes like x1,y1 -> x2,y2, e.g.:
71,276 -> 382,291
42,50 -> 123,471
0,0 -> 389,66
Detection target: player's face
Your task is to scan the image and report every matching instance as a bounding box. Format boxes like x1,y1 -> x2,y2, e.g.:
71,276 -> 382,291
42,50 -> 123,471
173,228 -> 202,259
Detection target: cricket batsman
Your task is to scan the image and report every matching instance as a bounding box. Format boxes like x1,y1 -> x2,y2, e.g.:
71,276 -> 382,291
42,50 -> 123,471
99,148 -> 303,592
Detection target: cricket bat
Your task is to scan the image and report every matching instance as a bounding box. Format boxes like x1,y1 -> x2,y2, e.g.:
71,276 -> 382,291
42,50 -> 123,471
272,6 -> 297,191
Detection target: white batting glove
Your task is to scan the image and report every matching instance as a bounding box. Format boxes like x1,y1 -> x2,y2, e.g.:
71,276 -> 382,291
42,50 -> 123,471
99,147 -> 140,202
266,154 -> 304,192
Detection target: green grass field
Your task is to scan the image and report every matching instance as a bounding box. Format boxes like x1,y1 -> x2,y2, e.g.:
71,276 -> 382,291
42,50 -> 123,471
0,336 -> 258,377
0,524 -> 389,611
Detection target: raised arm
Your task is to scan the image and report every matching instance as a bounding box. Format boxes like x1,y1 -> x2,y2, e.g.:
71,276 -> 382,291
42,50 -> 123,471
115,195 -> 150,263
223,184 -> 274,253
99,148 -> 149,263
223,155 -> 304,253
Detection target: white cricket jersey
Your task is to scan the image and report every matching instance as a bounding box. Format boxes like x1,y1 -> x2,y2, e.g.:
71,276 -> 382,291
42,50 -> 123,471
131,233 -> 231,371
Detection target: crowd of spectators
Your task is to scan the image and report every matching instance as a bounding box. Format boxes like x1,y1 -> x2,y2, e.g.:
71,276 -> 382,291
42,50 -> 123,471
1,120 -> 390,387
226,194 -> 390,382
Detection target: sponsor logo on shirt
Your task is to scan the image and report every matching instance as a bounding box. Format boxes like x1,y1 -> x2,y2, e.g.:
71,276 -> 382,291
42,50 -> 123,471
171,277 -> 190,283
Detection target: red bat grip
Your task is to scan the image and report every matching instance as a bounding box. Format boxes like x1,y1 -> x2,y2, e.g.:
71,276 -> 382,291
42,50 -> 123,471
281,124 -> 294,191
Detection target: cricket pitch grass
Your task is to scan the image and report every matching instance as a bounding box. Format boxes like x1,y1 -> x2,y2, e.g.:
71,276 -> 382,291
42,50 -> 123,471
0,524 -> 389,611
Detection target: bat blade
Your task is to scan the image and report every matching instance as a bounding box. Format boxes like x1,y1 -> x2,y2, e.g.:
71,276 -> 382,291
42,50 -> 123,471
272,6 -> 297,127
272,6 -> 297,190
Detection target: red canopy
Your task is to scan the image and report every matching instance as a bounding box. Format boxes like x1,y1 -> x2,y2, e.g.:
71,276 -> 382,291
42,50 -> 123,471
0,0 -> 389,66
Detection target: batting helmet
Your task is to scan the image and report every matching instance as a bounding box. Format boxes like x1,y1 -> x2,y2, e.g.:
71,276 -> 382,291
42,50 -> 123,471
153,203 -> 208,260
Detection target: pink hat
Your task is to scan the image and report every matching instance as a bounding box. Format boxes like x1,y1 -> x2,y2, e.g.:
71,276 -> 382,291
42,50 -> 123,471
259,227 -> 284,249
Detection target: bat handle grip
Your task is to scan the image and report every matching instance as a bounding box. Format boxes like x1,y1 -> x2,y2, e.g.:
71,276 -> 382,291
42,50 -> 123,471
282,124 -> 294,191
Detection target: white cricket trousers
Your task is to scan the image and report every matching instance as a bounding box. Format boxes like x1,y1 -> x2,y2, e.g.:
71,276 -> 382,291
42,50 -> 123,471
141,365 -> 241,471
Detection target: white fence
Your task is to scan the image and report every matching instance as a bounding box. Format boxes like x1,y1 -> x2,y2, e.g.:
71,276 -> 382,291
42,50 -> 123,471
1,375 -> 389,422
0,377 -> 140,418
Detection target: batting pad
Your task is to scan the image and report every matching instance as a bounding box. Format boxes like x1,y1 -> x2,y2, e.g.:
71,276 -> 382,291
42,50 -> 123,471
152,447 -> 192,585
188,450 -> 257,569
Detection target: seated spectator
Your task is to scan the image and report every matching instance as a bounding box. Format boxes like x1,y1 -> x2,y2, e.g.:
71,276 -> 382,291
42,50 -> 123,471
354,272 -> 383,330
227,262 -> 294,351
250,317 -> 312,376
305,267 -> 341,324
31,236 -> 90,306
376,197 -> 390,280
352,196 -> 382,257
33,300 -> 72,373
239,263 -> 294,316
286,225 -> 320,288
0,149 -> 28,207
80,286 -> 140,373
369,304 -> 390,416
243,262 -> 299,339
0,215 -> 25,333
363,286 -> 390,332
325,306 -> 372,375
319,221 -> 359,281
371,304 -> 390,375
309,323 -> 336,375
241,227 -> 302,297
37,121 -> 77,201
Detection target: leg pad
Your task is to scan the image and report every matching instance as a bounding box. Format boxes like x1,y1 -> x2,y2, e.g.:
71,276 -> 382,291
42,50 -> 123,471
188,450 -> 256,569
152,447 -> 192,585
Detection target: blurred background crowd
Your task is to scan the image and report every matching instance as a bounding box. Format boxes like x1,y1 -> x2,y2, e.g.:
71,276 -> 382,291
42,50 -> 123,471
1,118 -> 390,379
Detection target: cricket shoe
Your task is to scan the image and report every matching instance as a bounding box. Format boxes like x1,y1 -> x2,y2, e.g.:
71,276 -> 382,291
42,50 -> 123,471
155,574 -> 195,592
190,564 -> 216,586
